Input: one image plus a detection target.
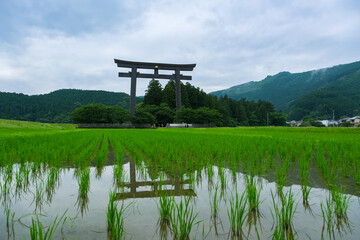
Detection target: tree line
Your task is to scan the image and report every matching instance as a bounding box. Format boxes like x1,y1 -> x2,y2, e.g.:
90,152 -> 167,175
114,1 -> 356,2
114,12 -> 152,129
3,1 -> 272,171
72,80 -> 287,126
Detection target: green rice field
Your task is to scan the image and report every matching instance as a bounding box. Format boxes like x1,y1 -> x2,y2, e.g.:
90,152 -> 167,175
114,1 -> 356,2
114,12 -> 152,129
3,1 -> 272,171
1,119 -> 360,239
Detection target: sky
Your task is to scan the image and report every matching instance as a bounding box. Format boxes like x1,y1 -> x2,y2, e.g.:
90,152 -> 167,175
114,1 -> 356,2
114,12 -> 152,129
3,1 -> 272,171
0,0 -> 360,96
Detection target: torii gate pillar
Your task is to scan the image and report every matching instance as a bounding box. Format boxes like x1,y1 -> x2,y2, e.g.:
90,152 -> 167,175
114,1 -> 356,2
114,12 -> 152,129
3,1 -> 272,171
175,68 -> 181,111
130,67 -> 137,116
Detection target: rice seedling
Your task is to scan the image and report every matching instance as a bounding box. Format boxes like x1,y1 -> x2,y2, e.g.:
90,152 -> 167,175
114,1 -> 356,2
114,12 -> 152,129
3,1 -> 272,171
218,167 -> 227,191
15,168 -> 22,188
157,191 -> 175,222
5,208 -> 15,230
171,196 -> 199,240
270,188 -> 297,239
45,167 -> 60,202
29,210 -> 68,240
1,178 -> 12,207
299,152 -> 311,185
113,164 -> 126,189
5,207 -> 15,239
95,135 -> 109,167
5,164 -> 13,183
275,168 -> 286,194
32,180 -> 45,212
75,167 -> 91,216
107,190 -> 133,240
326,170 -> 338,190
321,197 -> 334,239
22,163 -> 31,186
301,185 -> 311,206
207,165 -> 214,189
331,188 -> 351,220
209,183 -> 222,217
227,190 -> 247,238
77,167 -> 90,199
107,190 -> 117,233
245,175 -> 262,212
158,216 -> 171,240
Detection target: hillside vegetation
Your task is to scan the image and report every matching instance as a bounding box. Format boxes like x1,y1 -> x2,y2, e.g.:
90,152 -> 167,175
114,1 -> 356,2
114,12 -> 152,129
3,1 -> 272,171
0,89 -> 141,123
211,61 -> 360,120
0,81 -> 286,126
288,69 -> 360,120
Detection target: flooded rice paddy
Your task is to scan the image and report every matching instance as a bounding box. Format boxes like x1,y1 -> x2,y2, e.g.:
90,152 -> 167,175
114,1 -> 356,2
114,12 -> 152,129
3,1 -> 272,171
1,127 -> 360,239
1,159 -> 360,239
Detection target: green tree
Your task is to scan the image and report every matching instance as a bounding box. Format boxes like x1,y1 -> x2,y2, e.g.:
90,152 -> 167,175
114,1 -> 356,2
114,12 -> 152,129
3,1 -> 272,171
112,106 -> 131,123
155,103 -> 174,125
181,83 -> 190,108
71,104 -> 130,124
143,79 -> 163,105
341,121 -> 353,127
270,111 -> 287,126
71,104 -> 107,123
132,109 -> 156,124
193,107 -> 222,126
174,108 -> 195,123
162,80 -> 176,109
175,107 -> 222,126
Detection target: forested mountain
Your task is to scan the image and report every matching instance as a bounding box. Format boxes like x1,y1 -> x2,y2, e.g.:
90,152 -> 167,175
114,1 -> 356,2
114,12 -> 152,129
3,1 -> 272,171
0,89 -> 141,123
288,69 -> 360,120
211,61 -> 360,120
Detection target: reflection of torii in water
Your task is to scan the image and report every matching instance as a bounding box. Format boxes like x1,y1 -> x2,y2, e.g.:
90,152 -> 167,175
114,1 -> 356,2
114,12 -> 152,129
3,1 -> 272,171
115,160 -> 196,200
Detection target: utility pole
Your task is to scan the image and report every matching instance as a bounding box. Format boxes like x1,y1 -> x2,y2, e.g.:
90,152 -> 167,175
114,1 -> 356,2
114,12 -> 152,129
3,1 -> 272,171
332,110 -> 335,127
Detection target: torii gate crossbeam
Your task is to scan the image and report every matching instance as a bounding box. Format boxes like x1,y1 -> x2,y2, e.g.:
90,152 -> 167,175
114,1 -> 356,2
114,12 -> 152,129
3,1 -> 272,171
114,59 -> 196,116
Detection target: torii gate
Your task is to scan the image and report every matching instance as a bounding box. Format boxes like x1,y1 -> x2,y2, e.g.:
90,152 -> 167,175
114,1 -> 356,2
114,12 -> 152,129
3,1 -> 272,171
114,59 -> 196,116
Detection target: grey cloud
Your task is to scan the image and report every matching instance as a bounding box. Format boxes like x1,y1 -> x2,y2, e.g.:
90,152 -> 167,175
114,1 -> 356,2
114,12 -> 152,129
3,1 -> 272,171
0,0 -> 359,95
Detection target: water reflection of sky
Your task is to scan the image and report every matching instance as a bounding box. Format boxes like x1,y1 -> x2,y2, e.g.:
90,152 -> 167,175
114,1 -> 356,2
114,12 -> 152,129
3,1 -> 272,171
0,163 -> 359,239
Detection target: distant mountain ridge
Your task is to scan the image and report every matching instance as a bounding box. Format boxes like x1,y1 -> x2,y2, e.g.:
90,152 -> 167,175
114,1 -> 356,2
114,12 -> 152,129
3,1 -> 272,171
211,61 -> 360,120
0,89 -> 141,123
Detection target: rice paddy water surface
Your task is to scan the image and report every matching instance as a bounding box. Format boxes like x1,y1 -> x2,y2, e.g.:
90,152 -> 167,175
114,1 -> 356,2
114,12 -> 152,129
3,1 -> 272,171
1,120 -> 360,239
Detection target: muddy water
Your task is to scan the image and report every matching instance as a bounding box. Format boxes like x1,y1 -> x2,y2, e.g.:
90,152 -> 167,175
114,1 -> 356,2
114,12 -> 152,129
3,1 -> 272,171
0,162 -> 360,239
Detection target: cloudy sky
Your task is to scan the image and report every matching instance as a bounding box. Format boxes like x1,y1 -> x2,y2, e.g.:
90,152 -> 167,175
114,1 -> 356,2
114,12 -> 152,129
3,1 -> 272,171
1,0 -> 359,96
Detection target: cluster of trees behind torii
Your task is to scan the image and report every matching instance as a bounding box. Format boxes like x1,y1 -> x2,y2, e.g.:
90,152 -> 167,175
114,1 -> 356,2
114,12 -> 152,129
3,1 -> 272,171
72,79 -> 286,126
71,80 -> 286,126
136,79 -> 286,126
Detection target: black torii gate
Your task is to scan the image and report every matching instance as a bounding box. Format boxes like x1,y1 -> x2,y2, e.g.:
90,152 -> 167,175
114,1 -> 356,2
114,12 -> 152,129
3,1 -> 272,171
114,59 -> 196,116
